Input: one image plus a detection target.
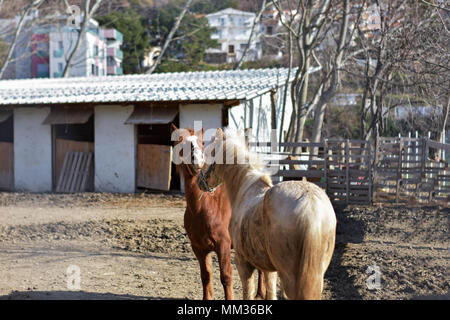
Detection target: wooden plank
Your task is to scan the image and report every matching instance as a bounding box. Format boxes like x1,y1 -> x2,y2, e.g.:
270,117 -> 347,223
56,152 -> 94,193
61,152 -> 75,192
55,139 -> 94,184
56,151 -> 71,192
0,142 -> 14,191
428,140 -> 450,152
137,144 -> 173,191
68,152 -> 82,193
249,142 -> 324,148
276,170 -> 324,178
79,153 -> 93,191
345,140 -> 350,204
278,159 -> 325,165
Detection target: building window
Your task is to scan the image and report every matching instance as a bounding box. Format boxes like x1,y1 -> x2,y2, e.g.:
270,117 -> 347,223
267,26 -> 273,35
91,64 -> 95,76
228,45 -> 235,54
58,62 -> 63,72
220,18 -> 225,26
58,40 -> 63,50
94,45 -> 99,57
36,42 -> 49,57
240,43 -> 248,51
95,65 -> 99,76
36,63 -> 49,78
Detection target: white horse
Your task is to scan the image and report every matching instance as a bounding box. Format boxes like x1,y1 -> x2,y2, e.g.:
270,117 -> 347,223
197,128 -> 336,300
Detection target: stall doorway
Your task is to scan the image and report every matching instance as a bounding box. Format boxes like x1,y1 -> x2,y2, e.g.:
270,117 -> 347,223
43,107 -> 95,192
0,110 -> 14,191
125,105 -> 179,191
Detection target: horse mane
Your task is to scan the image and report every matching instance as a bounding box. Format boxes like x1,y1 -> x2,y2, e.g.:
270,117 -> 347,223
223,128 -> 273,188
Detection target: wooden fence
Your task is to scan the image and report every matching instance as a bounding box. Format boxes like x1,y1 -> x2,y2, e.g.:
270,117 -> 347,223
250,137 -> 449,205
374,137 -> 449,204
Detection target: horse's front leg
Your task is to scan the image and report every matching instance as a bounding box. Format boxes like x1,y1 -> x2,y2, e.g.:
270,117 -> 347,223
192,246 -> 214,300
264,271 -> 278,300
235,253 -> 256,300
216,239 -> 233,300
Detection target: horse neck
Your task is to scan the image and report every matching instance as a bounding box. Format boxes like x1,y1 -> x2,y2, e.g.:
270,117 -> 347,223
219,164 -> 271,208
179,165 -> 203,210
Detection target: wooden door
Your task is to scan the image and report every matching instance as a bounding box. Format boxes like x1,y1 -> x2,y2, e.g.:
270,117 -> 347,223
0,142 -> 14,190
137,144 -> 172,191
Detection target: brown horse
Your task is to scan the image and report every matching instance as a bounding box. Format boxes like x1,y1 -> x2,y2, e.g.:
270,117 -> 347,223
171,124 -> 233,299
171,125 -> 266,300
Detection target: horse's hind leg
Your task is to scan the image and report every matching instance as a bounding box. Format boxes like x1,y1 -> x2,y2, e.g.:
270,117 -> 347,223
235,253 -> 256,300
264,271 -> 277,300
255,270 -> 266,299
216,240 -> 233,300
192,246 -> 214,300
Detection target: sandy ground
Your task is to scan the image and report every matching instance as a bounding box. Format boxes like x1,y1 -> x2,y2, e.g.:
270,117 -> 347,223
0,192 -> 448,300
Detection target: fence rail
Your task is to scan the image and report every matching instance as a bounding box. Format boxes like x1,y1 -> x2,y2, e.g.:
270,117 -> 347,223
250,137 -> 449,205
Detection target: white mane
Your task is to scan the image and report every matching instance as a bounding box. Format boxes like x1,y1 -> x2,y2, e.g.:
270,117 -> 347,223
222,128 -> 273,184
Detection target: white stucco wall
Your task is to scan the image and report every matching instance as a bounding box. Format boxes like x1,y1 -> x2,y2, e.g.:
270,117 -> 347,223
14,107 -> 52,192
95,105 -> 135,193
228,85 -> 293,144
179,103 -> 223,144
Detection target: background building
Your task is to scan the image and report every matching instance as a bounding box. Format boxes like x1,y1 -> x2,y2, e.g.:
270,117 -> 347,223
205,8 -> 262,64
0,14 -> 123,79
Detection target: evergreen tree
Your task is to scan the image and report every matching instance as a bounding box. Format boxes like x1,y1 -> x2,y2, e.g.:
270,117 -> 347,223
96,9 -> 150,74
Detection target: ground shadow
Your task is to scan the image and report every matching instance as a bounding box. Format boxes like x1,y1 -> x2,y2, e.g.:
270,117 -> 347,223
0,290 -> 179,300
324,204 -> 366,300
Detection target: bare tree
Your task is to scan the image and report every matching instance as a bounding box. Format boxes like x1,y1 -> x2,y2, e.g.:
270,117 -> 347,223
272,0 -> 357,150
146,0 -> 193,74
234,0 -> 269,70
348,0 -> 450,141
62,0 -> 103,77
0,0 -> 44,79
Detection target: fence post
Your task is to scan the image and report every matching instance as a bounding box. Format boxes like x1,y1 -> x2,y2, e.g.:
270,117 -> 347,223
345,139 -> 350,205
324,140 -> 328,195
396,138 -> 403,203
368,140 -> 373,204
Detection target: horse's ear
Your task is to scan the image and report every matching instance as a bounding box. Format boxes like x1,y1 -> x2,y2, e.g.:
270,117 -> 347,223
216,128 -> 224,139
195,127 -> 204,139
170,124 -> 181,142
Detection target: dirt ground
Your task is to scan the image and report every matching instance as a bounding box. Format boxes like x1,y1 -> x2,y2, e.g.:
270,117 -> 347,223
0,192 -> 448,300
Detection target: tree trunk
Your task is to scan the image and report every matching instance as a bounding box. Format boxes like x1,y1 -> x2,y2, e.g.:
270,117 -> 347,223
233,0 -> 267,70
0,0 -> 44,79
62,0 -> 103,78
147,0 -> 193,74
312,102 -> 327,143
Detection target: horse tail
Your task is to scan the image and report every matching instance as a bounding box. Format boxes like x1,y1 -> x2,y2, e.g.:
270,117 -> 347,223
294,197 -> 335,300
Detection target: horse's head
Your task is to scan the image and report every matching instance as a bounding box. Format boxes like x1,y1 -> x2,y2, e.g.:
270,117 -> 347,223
171,124 -> 205,175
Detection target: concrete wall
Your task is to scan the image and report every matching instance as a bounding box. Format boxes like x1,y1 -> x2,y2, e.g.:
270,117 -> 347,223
95,105 -> 135,193
179,103 -> 223,144
228,85 -> 293,143
14,107 -> 52,192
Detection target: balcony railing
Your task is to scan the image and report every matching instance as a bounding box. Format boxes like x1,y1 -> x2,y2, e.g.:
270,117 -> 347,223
53,49 -> 63,58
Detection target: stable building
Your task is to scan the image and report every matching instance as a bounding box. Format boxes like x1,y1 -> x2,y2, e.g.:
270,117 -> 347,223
0,68 -> 293,193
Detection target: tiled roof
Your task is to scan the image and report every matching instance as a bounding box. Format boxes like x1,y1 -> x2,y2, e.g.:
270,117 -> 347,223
0,68 -> 293,106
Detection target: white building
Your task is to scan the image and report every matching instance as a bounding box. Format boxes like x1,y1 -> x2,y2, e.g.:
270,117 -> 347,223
0,14 -> 123,79
49,19 -> 108,77
205,8 -> 262,64
0,68 -> 293,193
